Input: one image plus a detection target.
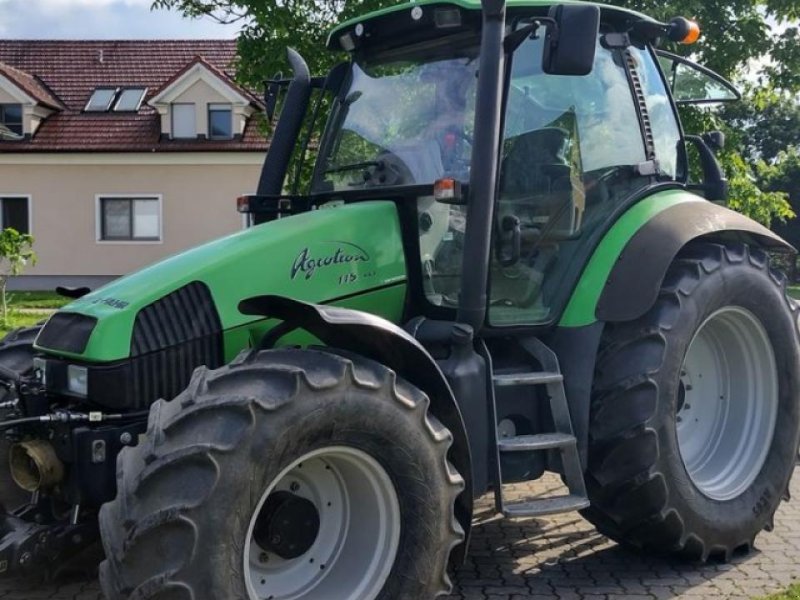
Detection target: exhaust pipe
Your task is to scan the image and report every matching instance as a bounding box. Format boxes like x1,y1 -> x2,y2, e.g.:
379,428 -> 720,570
9,439 -> 64,492
254,48 -> 312,225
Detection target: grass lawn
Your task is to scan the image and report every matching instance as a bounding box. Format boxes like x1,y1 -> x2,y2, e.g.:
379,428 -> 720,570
760,584 -> 800,599
7,291 -> 71,310
790,286 -> 800,300
0,291 -> 67,338
0,311 -> 48,338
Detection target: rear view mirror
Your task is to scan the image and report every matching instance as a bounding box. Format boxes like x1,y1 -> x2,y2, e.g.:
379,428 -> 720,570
703,130 -> 725,153
543,5 -> 600,76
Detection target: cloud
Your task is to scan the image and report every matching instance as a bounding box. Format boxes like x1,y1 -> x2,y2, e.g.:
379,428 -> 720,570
0,0 -> 241,38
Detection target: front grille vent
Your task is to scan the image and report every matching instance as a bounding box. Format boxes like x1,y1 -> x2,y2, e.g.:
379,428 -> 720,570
130,281 -> 223,404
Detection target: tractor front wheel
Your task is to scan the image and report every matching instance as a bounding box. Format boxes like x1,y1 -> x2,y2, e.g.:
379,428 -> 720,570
99,348 -> 464,599
584,242 -> 800,560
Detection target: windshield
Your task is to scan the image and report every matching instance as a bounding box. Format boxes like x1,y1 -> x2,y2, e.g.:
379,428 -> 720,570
313,45 -> 478,192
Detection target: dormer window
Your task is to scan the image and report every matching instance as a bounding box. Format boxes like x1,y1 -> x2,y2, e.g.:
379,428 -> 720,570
114,88 -> 147,112
208,103 -> 232,139
85,88 -> 117,112
0,104 -> 22,136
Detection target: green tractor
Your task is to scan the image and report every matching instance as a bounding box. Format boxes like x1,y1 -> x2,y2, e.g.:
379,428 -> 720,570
0,0 -> 797,597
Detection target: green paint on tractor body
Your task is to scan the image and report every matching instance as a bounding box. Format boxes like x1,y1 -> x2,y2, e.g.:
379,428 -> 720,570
35,187 -> 707,365
35,201 -> 407,362
559,189 -> 703,327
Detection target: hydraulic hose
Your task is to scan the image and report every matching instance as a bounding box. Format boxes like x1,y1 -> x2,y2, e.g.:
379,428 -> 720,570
0,410 -> 149,430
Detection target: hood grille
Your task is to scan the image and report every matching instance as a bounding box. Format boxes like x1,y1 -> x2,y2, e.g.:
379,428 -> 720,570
130,281 -> 223,406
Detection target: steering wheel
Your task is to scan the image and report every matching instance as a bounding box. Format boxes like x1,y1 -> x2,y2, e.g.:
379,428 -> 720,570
364,152 -> 414,187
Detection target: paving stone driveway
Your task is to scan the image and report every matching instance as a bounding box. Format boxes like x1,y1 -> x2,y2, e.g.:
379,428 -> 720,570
2,469 -> 800,599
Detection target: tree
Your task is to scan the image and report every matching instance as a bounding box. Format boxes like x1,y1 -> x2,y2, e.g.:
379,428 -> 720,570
153,0 -> 800,91
153,0 -> 800,226
720,88 -> 800,163
0,229 -> 36,328
152,0 -> 395,86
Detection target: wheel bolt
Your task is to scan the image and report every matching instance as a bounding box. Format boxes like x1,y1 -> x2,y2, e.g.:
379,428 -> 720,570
259,552 -> 269,563
290,482 -> 300,492
271,534 -> 282,546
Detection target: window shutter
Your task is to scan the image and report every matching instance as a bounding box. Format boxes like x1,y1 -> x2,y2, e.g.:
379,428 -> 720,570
171,104 -> 196,139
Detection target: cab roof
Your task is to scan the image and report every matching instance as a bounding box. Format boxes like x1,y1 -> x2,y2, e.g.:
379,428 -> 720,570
327,0 -> 655,50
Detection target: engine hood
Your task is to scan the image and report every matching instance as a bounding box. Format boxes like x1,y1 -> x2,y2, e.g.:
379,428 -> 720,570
35,201 -> 407,363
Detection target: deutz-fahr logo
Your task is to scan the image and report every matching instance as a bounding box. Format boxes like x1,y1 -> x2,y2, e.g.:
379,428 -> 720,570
291,241 -> 371,280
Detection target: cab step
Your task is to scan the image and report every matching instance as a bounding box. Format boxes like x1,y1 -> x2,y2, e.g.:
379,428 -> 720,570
498,432 -> 575,452
493,371 -> 563,386
503,494 -> 590,518
490,337 -> 589,519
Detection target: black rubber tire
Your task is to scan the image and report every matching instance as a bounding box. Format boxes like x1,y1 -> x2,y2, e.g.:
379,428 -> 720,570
99,348 -> 464,600
583,242 -> 800,561
0,325 -> 42,511
0,324 -> 40,383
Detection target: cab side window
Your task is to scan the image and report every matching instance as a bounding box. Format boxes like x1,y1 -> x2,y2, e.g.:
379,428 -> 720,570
629,45 -> 684,180
489,30 -> 657,326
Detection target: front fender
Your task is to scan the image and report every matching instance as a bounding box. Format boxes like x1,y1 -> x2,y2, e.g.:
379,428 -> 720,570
596,199 -> 794,322
239,295 -> 474,562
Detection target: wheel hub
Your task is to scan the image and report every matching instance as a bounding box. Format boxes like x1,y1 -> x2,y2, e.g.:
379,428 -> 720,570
676,306 -> 778,501
254,491 -> 321,560
243,446 -> 401,600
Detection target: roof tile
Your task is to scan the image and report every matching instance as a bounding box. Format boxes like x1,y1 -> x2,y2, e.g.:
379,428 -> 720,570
0,40 -> 268,153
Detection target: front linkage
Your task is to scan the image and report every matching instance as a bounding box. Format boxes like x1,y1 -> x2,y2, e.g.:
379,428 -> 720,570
0,365 -> 147,577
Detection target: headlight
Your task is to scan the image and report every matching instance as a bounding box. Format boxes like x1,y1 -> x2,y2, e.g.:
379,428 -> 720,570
67,365 -> 88,397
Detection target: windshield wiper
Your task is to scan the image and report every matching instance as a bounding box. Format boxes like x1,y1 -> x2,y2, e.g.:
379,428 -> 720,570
324,160 -> 382,175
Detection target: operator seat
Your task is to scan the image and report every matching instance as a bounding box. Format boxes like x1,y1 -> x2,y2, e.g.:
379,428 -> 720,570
499,127 -> 581,237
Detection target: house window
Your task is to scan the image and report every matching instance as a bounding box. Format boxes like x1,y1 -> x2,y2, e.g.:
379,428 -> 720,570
0,197 -> 30,234
0,105 -> 23,136
208,103 -> 233,139
99,197 -> 161,242
114,88 -> 147,112
85,88 -> 118,112
171,103 -> 196,138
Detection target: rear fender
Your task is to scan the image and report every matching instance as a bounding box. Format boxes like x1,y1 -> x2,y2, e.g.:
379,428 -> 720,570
239,295 -> 474,562
597,200 -> 795,322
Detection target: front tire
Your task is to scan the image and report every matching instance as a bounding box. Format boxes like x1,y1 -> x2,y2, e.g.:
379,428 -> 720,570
584,242 -> 800,560
99,348 -> 464,599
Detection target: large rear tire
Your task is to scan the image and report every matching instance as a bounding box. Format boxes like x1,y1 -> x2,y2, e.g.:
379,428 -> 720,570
99,348 -> 464,599
583,242 -> 800,560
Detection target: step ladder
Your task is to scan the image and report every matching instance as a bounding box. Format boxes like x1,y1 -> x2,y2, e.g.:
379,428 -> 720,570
491,338 -> 589,518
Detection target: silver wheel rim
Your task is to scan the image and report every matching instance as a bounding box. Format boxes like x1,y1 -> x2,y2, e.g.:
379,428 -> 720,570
243,446 -> 401,600
677,306 -> 779,501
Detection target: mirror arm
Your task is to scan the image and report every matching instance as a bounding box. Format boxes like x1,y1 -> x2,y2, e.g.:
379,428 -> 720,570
685,134 -> 728,202
504,17 -> 556,52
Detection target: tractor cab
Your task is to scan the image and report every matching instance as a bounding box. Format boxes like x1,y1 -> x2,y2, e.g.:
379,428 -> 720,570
254,0 -> 740,330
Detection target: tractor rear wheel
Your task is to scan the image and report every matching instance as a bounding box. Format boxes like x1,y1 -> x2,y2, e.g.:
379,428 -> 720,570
584,242 -> 800,560
99,348 -> 464,599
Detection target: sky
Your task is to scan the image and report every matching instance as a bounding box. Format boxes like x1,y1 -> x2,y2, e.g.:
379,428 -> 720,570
0,0 -> 243,39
